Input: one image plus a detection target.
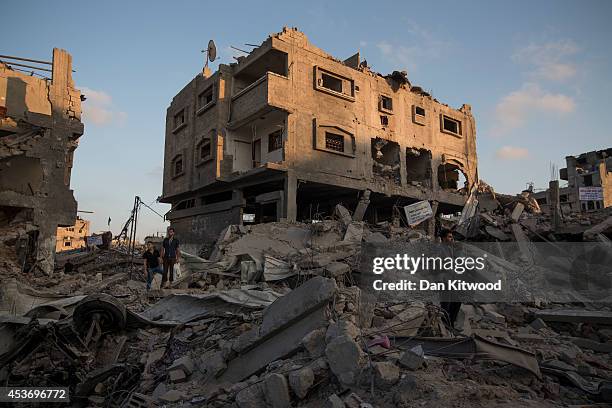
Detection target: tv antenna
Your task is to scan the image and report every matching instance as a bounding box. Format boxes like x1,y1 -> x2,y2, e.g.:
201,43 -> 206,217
201,39 -> 217,69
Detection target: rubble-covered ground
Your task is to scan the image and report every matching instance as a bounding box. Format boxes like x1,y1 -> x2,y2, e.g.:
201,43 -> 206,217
1,185 -> 612,407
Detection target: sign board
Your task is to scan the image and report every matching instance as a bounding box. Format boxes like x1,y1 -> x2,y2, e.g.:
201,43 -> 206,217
579,187 -> 603,201
404,200 -> 433,226
86,235 -> 103,246
242,213 -> 256,222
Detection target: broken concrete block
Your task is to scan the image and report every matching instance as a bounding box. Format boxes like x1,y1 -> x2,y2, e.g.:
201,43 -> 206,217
326,319 -> 360,343
392,374 -> 419,406
335,204 -> 352,226
169,355 -> 194,376
365,232 -> 388,243
325,393 -> 345,408
398,348 -> 425,370
199,350 -> 226,380
343,222 -> 364,242
152,382 -> 167,399
263,373 -> 291,408
260,276 -> 336,338
352,190 -> 370,221
159,389 -> 186,403
235,383 -> 266,408
323,262 -> 350,278
302,327 -> 326,358
371,361 -> 400,389
511,203 -> 525,222
169,369 -> 187,383
325,334 -> 364,385
220,306 -> 329,383
288,366 -> 314,399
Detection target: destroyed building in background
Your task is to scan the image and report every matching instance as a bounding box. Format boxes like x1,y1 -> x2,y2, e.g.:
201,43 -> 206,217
561,148 -> 612,211
161,27 -> 478,255
0,49 -> 84,274
533,148 -> 611,215
55,216 -> 90,252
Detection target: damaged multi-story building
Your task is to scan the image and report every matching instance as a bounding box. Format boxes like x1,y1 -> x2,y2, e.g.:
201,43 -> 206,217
561,148 -> 612,212
533,148 -> 612,214
161,28 -> 478,254
55,216 -> 90,252
0,49 -> 83,274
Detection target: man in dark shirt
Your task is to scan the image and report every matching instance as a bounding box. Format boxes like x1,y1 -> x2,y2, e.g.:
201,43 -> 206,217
143,242 -> 162,290
161,227 -> 180,288
439,228 -> 462,328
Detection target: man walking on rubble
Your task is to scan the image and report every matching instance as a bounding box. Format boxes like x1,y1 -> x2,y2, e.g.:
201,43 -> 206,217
161,227 -> 181,289
439,228 -> 462,329
143,241 -> 163,290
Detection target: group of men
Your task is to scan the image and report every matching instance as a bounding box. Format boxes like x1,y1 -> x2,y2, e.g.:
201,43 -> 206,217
142,227 -> 180,290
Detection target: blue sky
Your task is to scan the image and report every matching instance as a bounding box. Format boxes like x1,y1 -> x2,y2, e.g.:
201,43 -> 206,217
3,1 -> 611,238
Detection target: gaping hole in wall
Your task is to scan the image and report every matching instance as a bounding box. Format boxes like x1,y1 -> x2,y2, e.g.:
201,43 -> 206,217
438,162 -> 468,192
406,147 -> 432,187
233,49 -> 288,93
243,180 -> 284,224
0,156 -> 43,195
371,138 -> 400,184
0,206 -> 36,272
296,182 -> 360,222
228,111 -> 286,173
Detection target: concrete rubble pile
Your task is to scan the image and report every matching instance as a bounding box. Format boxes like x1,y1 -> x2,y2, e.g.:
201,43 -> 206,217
1,190 -> 612,407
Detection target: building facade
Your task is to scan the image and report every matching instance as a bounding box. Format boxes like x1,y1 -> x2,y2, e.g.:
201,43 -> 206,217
55,217 -> 90,252
161,28 -> 478,255
0,49 -> 84,274
560,148 -> 612,212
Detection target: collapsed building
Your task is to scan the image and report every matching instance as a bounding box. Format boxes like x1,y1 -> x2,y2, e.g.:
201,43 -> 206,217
0,49 -> 83,274
161,27 -> 478,255
532,148 -> 612,215
561,148 -> 612,211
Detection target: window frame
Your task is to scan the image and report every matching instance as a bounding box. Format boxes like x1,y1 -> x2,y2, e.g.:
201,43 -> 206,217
440,114 -> 462,137
172,109 -> 187,133
172,154 -> 184,178
196,84 -> 216,115
379,95 -> 393,114
267,129 -> 283,153
314,66 -> 355,101
412,105 -> 426,126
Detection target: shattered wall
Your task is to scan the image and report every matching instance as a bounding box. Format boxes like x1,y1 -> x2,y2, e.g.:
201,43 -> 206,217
0,49 -> 84,274
561,148 -> 612,212
161,28 -> 478,253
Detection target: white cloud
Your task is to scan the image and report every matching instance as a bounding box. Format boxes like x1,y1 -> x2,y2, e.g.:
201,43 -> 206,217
80,87 -> 127,126
375,22 -> 450,72
493,83 -> 575,134
496,146 -> 530,160
512,40 -> 579,82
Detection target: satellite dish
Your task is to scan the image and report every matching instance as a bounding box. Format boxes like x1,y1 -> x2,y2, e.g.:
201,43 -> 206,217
207,40 -> 216,62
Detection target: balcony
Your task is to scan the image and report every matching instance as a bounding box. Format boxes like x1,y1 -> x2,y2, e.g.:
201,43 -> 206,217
229,72 -> 291,128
